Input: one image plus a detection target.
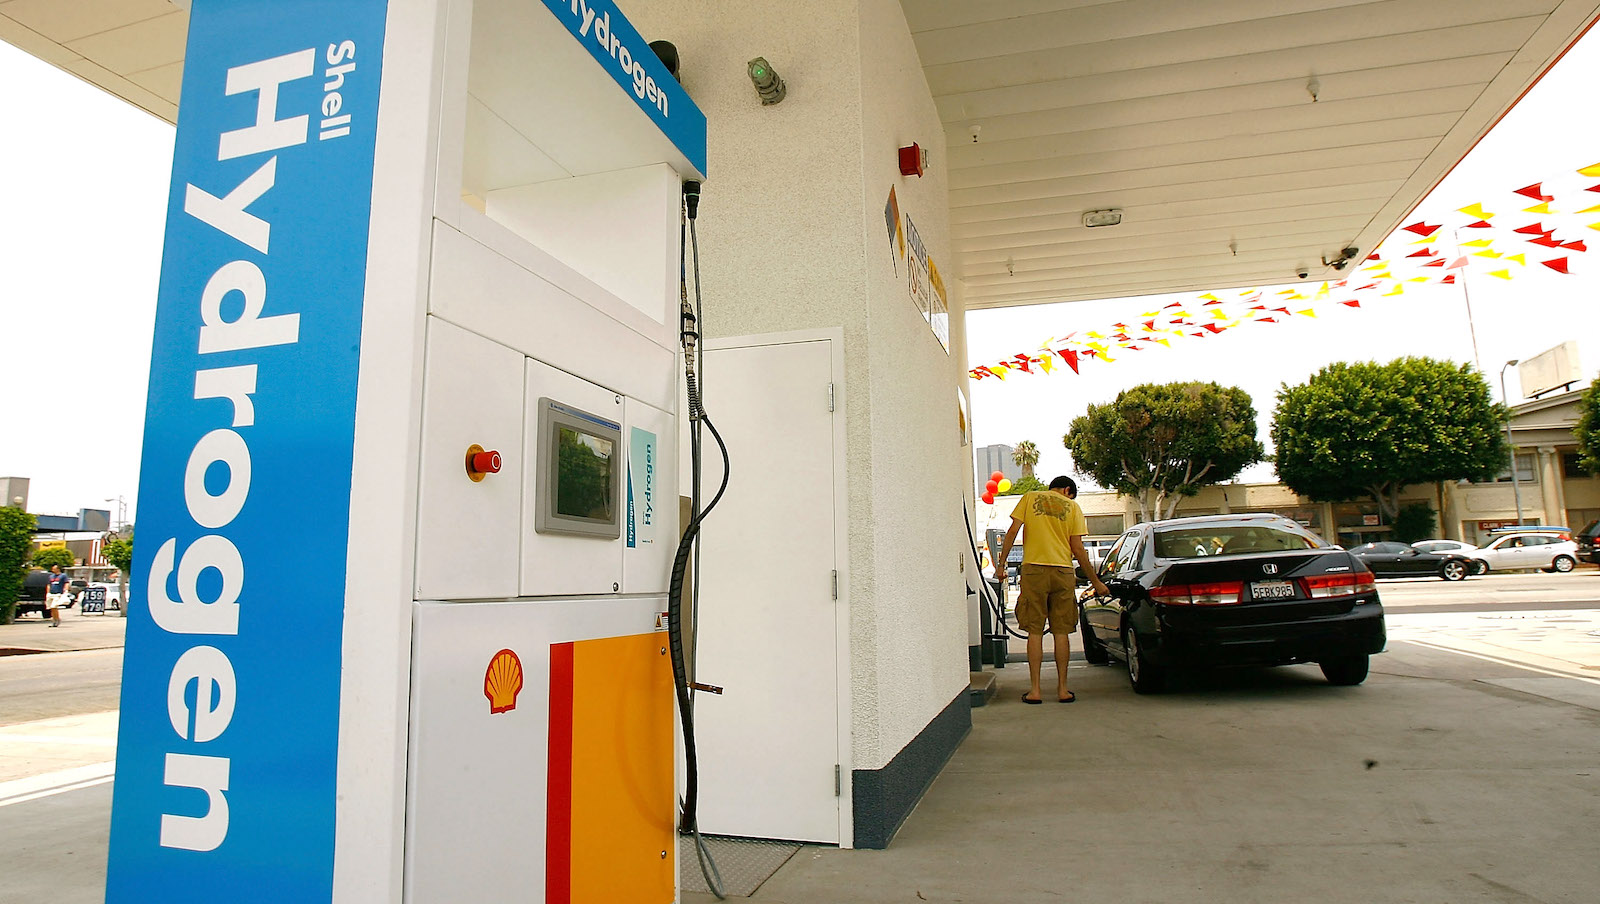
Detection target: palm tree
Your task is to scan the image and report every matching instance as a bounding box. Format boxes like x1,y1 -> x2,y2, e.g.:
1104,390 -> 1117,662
1012,440 -> 1039,480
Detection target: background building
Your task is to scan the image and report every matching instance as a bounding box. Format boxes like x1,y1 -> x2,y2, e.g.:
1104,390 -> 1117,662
975,444 -> 1019,484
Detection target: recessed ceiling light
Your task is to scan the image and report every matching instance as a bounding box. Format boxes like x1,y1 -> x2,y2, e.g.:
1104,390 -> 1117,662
1082,209 -> 1123,228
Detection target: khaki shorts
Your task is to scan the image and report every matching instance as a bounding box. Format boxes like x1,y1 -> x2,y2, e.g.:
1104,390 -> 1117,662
1015,564 -> 1078,635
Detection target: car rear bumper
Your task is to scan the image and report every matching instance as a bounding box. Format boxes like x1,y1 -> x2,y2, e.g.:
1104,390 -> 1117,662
1149,600 -> 1386,667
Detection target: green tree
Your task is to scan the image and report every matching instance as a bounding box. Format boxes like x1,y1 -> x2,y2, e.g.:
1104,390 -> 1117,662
996,475 -> 1045,496
1011,440 -> 1040,480
103,531 -> 134,617
103,534 -> 134,575
1576,376 -> 1600,474
1391,502 -> 1437,544
1272,357 -> 1506,519
1064,382 -> 1264,521
31,545 -> 76,570
0,507 -> 37,624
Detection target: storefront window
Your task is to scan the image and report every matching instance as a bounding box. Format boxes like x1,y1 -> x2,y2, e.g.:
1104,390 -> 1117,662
1564,453 -> 1592,478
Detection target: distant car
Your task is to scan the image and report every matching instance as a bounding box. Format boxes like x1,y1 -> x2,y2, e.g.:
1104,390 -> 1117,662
1412,539 -> 1487,574
1349,540 -> 1477,581
1412,539 -> 1479,555
1079,514 -> 1386,693
1576,519 -> 1599,565
1470,532 -> 1579,573
13,570 -> 50,617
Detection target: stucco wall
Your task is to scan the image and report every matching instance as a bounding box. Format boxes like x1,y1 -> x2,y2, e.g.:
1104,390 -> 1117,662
855,0 -> 969,769
628,0 -> 968,771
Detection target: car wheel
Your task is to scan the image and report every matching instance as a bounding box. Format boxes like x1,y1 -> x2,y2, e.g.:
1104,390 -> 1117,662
1123,624 -> 1165,694
1439,560 -> 1468,582
1320,654 -> 1369,686
1552,555 -> 1575,573
1470,560 -> 1487,575
1081,616 -> 1110,665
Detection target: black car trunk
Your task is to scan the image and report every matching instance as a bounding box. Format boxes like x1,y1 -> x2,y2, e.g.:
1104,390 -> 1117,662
1154,550 -> 1365,627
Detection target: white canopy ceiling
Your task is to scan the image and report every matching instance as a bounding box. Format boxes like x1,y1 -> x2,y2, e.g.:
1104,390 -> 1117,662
4,0 -> 1598,308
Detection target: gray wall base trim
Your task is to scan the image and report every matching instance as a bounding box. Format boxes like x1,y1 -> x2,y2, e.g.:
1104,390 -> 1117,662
851,689 -> 971,849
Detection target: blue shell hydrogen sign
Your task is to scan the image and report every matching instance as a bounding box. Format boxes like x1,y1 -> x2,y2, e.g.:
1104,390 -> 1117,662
106,1 -> 387,900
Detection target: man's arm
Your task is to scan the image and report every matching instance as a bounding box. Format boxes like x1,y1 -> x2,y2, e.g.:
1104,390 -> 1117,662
994,519 -> 1022,580
1070,534 -> 1110,596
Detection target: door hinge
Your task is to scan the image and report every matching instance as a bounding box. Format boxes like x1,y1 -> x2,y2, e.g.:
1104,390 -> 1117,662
827,382 -> 835,412
831,570 -> 838,600
834,764 -> 842,796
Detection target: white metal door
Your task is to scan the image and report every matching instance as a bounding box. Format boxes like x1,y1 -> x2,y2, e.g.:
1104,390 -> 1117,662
691,339 -> 840,843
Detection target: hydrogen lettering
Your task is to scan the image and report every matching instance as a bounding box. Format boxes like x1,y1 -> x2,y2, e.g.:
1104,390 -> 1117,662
150,45 -> 320,852
569,0 -> 667,116
218,50 -> 315,160
160,754 -> 231,852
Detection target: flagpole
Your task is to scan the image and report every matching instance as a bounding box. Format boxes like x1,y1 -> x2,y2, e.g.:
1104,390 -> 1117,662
1453,227 -> 1484,373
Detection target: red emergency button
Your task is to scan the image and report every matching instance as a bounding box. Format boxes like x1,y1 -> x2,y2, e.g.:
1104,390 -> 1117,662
465,444 -> 501,482
473,451 -> 502,473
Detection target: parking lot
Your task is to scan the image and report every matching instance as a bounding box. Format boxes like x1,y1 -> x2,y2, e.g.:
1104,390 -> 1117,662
4,571 -> 1598,903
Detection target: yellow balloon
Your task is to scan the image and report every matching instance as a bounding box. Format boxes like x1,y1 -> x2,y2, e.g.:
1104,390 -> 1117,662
997,479 -> 1012,493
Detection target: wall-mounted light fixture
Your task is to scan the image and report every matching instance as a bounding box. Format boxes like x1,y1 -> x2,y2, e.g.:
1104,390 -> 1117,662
1081,208 -> 1123,228
748,57 -> 785,105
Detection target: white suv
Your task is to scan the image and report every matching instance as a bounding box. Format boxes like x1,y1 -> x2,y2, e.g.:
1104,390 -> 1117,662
1471,532 -> 1579,573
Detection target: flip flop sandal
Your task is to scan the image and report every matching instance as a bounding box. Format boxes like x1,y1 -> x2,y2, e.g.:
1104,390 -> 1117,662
1058,691 -> 1076,703
1021,693 -> 1042,705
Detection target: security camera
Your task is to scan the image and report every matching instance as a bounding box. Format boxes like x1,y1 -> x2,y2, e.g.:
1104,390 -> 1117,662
1296,268 -> 1310,279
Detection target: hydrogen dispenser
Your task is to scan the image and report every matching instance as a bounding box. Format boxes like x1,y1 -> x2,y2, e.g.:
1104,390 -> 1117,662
106,1 -> 706,902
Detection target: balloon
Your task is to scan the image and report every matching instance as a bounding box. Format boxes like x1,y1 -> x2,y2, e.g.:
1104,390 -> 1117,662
981,492 -> 995,505
997,479 -> 1012,493
991,471 -> 1005,483
985,480 -> 999,494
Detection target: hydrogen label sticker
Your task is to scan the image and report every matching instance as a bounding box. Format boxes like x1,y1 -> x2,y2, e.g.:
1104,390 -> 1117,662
540,0 -> 707,177
105,1 -> 387,901
627,427 -> 657,548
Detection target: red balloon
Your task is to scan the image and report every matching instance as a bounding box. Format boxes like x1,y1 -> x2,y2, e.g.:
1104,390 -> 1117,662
985,480 -> 999,493
990,471 -> 1005,483
981,493 -> 995,505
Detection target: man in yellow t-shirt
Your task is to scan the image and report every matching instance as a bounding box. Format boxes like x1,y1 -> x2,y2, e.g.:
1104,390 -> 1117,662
995,476 -> 1109,704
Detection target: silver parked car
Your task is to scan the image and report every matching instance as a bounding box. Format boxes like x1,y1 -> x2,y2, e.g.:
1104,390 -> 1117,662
1470,532 -> 1579,573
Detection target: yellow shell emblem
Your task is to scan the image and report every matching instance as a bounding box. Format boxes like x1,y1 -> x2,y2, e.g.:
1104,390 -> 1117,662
484,649 -> 524,714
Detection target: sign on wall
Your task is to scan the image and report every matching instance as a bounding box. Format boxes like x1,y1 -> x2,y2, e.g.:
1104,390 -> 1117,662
904,214 -> 950,354
106,1 -> 388,900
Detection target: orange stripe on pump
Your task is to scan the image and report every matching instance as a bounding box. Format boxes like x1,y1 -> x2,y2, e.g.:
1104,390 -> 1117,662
543,632 -> 675,903
546,642 -> 575,903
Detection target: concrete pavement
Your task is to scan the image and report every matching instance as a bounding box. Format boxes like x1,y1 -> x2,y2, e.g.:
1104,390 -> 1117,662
1,606 -> 126,654
5,574 -> 1600,903
688,642 -> 1600,903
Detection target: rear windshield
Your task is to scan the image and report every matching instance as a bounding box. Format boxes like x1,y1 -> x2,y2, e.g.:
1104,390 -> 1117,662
1153,524 -> 1321,559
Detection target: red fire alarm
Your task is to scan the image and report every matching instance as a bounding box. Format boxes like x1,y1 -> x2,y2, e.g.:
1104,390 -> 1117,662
898,143 -> 927,178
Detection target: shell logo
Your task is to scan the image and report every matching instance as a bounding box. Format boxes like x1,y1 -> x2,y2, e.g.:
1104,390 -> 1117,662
484,649 -> 524,714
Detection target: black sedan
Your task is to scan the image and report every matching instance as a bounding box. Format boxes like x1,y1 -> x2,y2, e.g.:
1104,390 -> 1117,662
1349,540 -> 1475,581
1079,514 -> 1386,694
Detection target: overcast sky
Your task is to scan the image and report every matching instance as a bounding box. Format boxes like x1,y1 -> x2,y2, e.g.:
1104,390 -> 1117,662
967,29 -> 1600,495
2,27 -> 1599,522
0,41 -> 172,523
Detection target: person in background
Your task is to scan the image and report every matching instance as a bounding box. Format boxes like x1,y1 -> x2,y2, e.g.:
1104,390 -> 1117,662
995,476 -> 1109,703
45,564 -> 69,628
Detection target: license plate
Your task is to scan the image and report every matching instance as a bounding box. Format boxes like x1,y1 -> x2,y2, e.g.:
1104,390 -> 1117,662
1250,580 -> 1296,600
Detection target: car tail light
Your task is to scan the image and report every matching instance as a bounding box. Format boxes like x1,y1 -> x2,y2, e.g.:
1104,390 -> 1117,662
1150,580 -> 1244,606
1300,570 -> 1377,598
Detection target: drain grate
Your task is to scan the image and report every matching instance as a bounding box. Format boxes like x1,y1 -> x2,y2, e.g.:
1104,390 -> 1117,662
678,834 -> 801,898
